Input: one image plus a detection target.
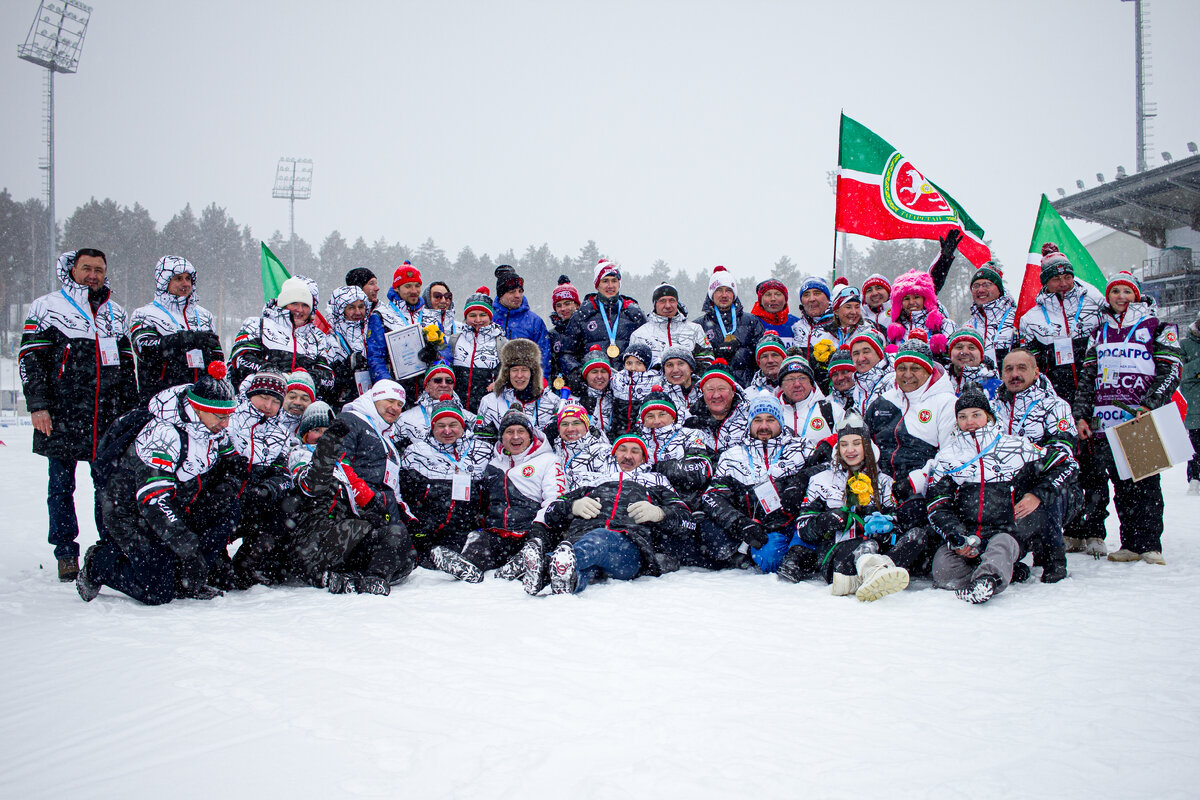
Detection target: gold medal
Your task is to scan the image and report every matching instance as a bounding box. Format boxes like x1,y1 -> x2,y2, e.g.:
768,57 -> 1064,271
724,334 -> 737,343
552,376 -> 566,390
607,343 -> 621,358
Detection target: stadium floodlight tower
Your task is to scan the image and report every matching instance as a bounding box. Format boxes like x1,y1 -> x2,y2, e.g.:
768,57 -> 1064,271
17,0 -> 92,295
272,157 -> 313,269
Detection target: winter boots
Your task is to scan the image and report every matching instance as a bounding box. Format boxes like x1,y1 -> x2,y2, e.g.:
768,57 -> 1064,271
520,539 -> 547,595
1010,561 -> 1031,584
1063,536 -> 1084,553
1082,538 -> 1108,558
854,554 -> 909,602
829,571 -> 861,596
76,545 -> 101,602
58,556 -> 78,582
430,546 -> 484,583
1141,551 -> 1166,565
1107,548 -> 1142,562
956,574 -> 999,604
548,543 -> 578,595
1188,479 -> 1199,496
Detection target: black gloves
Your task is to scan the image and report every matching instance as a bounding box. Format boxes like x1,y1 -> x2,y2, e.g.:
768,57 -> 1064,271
359,494 -> 390,528
818,510 -> 847,537
741,521 -> 768,550
940,229 -> 963,259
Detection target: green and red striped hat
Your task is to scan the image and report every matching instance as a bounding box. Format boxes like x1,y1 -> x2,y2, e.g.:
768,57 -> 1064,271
827,347 -> 856,375
430,394 -> 466,428
638,386 -> 677,422
611,432 -> 649,461
946,329 -> 984,358
424,360 -> 455,387
697,358 -> 737,391
186,362 -> 236,414
893,340 -> 935,373
755,335 -> 786,363
463,286 -> 494,319
849,329 -> 886,361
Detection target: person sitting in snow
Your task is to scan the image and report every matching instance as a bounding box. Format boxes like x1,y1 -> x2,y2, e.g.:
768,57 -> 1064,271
450,286 -> 507,414
477,338 -> 562,437
549,402 -> 611,491
927,384 -> 1076,604
536,433 -> 691,595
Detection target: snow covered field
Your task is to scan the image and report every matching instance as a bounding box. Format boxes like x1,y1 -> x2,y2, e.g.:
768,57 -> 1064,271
1,423 -> 1197,799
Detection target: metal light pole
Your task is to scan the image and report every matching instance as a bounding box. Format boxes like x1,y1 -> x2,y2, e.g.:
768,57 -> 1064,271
272,157 -> 313,269
17,0 -> 92,296
1122,0 -> 1157,173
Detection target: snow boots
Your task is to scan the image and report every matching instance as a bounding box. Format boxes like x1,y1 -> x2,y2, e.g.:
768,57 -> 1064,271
76,545 -> 101,602
829,571 -> 860,596
956,574 -> 999,604
1082,538 -> 1108,558
520,538 -> 547,595
548,543 -> 578,595
1107,548 -> 1142,562
430,546 -> 484,583
1063,536 -> 1084,553
1141,551 -> 1166,565
58,556 -> 78,582
854,553 -> 909,602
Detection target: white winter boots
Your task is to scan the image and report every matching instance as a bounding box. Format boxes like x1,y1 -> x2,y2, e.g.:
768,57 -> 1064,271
1188,479 -> 1199,496
828,553 -> 909,602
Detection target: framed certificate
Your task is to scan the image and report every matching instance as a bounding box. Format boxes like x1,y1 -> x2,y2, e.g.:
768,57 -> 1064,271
384,325 -> 425,379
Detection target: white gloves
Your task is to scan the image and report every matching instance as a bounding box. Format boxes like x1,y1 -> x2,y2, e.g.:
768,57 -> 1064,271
629,500 -> 665,524
572,497 -> 602,519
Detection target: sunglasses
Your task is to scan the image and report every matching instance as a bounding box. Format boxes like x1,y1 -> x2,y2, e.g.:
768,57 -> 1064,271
430,291 -> 452,301
428,376 -> 454,385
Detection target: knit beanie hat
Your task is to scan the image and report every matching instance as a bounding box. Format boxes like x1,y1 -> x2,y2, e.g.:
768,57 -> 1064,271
431,394 -> 466,428
946,329 -> 985,358
755,278 -> 788,302
660,345 -> 696,372
1106,270 -> 1142,302
861,273 -> 891,298
707,265 -> 736,299
276,276 -> 312,309
297,401 -> 334,440
611,432 -> 649,461
971,261 -> 1004,295
187,362 -> 236,414
495,264 -> 524,298
368,379 -> 406,406
745,389 -> 785,427
552,275 -> 580,306
799,275 -> 831,301
955,383 -> 995,418
424,360 -> 455,387
1039,243 -> 1073,285
894,340 -> 935,374
594,258 -> 621,287
464,286 -> 494,319
623,342 -> 653,370
344,268 -> 376,290
831,284 -> 861,314
244,370 -> 287,403
778,353 -> 816,382
581,345 -> 613,377
849,329 -> 886,361
639,385 -> 678,422
392,260 -> 421,289
556,402 -> 589,428
287,369 -> 316,402
756,334 -> 786,363
652,284 -> 679,306
827,347 -> 856,375
498,407 -> 535,439
697,358 -> 738,391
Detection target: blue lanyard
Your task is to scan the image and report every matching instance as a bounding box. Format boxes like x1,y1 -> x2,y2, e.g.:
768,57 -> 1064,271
714,307 -> 738,339
944,433 -> 1001,475
743,440 -> 784,472
596,298 -> 620,345
434,446 -> 463,470
973,306 -> 1013,336
1104,316 -> 1144,345
152,300 -> 189,330
650,427 -> 682,458
794,401 -> 818,436
389,299 -> 418,325
1040,296 -> 1083,335
59,290 -> 105,334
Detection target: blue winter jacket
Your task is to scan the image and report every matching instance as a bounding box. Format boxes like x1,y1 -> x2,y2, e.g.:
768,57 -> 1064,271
492,296 -> 552,376
365,287 -> 428,383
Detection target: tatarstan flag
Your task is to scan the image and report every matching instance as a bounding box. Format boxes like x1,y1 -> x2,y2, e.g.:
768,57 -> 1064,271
835,113 -> 992,267
1013,195 -> 1107,325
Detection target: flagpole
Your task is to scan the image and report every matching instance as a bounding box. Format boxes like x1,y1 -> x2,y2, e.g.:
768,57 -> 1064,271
831,110 -> 844,284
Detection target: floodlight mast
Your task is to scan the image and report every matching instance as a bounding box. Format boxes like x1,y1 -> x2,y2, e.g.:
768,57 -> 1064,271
17,0 -> 92,296
272,157 -> 313,269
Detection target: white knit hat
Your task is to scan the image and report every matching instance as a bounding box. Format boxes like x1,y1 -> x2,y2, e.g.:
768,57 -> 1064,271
276,276 -> 313,308
707,265 -> 736,299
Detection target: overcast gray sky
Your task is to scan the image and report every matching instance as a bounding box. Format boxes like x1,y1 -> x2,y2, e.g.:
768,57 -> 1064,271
3,0 -> 1198,284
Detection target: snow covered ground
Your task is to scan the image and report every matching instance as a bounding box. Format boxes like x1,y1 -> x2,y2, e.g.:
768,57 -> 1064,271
1,423 -> 1198,799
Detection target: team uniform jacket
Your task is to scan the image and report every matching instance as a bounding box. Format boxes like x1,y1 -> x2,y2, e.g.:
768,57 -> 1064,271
478,385 -> 563,434
702,430 -> 809,545
663,381 -> 699,423
925,422 -> 1076,546
19,253 -> 138,461
864,365 -> 958,481
1016,281 -> 1105,404
338,392 -> 409,518
398,431 -> 492,548
699,297 -> 765,387
395,390 -> 474,445
947,362 -> 1001,398
638,420 -> 713,509
888,304 -> 956,347
230,304 -> 336,401
479,433 -> 565,535
576,386 -> 614,438
554,431 -> 612,491
129,261 -> 222,402
780,390 -> 843,461
492,296 -> 552,377
326,286 -> 370,410
559,293 -> 646,377
627,308 -> 709,368
966,294 -> 1017,367
684,394 -> 750,453
854,361 -> 895,413
795,463 -> 899,550
863,303 -> 890,329
450,323 -> 507,413
790,311 -> 835,357
1073,302 -> 1183,437
364,289 -> 440,384
223,396 -> 292,501
608,369 -> 663,438
543,463 -> 689,578
993,375 -> 1077,456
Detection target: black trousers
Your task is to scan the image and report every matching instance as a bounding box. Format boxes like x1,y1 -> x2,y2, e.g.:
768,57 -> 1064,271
1098,440 -> 1164,554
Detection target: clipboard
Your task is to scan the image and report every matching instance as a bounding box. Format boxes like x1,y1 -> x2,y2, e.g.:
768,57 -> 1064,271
384,325 -> 426,379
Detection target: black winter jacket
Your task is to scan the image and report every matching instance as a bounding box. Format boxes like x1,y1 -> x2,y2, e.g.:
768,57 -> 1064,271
699,297 -> 766,387
559,293 -> 646,377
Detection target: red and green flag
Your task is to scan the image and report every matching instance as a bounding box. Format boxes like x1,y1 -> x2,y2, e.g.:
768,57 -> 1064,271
835,113 -> 992,267
1014,195 -> 1107,325
259,241 -> 332,334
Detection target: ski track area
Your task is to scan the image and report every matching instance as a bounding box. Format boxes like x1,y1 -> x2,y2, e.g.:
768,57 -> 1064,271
0,425 -> 1196,799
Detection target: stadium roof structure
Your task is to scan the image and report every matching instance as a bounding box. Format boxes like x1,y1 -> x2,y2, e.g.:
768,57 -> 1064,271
1052,154 -> 1200,249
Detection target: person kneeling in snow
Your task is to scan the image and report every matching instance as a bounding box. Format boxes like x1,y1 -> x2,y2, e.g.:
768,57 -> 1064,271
284,402 -> 416,595
537,433 -> 691,595
927,385 -> 1076,604
778,414 -> 920,602
77,363 -> 240,604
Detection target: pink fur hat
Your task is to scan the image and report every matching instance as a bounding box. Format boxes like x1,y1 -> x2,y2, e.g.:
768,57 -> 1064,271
889,269 -> 944,329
